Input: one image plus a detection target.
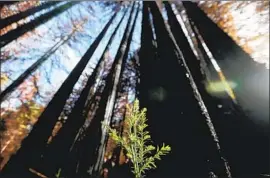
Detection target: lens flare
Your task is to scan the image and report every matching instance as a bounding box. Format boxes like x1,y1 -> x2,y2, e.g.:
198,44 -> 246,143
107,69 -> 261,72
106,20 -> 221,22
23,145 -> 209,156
206,79 -> 237,99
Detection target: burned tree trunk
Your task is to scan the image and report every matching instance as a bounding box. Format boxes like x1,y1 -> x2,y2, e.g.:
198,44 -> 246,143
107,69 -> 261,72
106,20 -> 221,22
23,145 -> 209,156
0,11 -> 117,178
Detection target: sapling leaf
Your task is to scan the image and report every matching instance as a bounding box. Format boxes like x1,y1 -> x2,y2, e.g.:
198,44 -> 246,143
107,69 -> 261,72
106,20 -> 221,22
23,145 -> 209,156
104,99 -> 171,178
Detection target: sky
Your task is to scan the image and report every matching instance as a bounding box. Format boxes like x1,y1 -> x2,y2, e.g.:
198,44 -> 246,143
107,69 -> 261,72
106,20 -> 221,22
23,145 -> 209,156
1,2 -> 142,111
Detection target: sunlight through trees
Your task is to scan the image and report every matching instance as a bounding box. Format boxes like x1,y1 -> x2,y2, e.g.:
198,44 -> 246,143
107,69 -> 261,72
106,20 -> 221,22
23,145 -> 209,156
0,1 -> 269,178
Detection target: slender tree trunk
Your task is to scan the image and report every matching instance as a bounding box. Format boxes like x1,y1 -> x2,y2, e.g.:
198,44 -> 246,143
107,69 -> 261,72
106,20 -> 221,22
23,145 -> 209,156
0,10 -> 118,178
0,19 -> 86,102
0,1 -> 60,29
30,9 -> 128,177
75,4 -> 136,177
0,2 -> 77,48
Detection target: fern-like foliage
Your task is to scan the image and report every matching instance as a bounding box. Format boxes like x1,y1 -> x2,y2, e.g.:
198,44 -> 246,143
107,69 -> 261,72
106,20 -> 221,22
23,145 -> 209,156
103,99 -> 171,178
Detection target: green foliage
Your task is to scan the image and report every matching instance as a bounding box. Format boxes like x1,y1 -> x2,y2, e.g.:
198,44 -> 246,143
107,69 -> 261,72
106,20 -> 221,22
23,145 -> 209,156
103,99 -> 171,178
55,168 -> 62,178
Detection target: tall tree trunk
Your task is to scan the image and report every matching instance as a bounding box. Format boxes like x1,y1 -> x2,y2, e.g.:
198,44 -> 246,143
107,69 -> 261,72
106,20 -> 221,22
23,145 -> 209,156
75,4 -> 136,177
164,2 -> 231,177
138,2 -> 157,110
0,10 -> 118,178
0,1 -> 60,29
133,51 -> 140,98
62,56 -> 117,177
0,19 -> 86,102
30,9 -> 128,177
182,2 -> 269,176
61,85 -> 104,178
139,2 -> 219,177
0,2 -> 77,48
93,4 -> 140,175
